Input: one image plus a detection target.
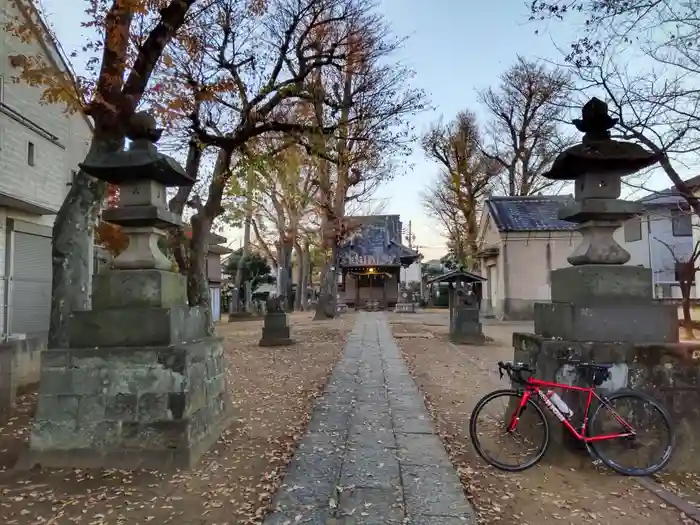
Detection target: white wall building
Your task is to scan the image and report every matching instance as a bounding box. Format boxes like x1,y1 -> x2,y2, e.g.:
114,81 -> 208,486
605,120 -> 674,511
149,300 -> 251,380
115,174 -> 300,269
616,191 -> 694,298
0,1 -> 92,337
400,260 -> 422,284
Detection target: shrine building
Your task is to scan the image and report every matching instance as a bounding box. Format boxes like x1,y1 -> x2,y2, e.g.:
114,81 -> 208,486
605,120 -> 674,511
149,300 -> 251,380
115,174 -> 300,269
338,215 -> 420,309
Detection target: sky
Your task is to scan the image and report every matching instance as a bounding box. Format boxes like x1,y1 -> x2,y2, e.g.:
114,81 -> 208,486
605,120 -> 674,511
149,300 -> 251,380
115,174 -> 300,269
38,0 -> 627,261
370,0 -> 573,260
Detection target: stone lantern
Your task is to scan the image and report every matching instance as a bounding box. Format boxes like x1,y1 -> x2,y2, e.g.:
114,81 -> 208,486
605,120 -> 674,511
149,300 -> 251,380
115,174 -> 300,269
512,98 -> 681,464
25,113 -> 231,470
526,98 -> 677,343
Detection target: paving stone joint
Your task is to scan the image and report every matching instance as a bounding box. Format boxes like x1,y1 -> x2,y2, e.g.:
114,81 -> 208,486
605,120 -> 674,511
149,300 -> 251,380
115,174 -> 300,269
264,312 -> 477,525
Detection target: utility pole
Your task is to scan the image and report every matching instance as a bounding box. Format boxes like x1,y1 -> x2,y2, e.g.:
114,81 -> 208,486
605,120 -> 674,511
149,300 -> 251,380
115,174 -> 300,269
407,220 -> 412,249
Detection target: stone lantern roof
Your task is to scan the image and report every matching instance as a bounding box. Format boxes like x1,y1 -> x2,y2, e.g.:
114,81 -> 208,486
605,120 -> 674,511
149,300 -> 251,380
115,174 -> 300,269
544,97 -> 660,180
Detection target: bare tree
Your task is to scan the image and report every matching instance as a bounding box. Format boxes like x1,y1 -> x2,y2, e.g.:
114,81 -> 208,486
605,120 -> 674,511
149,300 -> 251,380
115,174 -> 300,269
299,8 -> 427,319
531,0 -> 700,215
254,145 -> 316,310
420,111 -> 499,268
554,42 -> 700,220
147,0 -> 376,332
653,214 -> 700,340
6,0 -> 208,346
479,56 -> 574,196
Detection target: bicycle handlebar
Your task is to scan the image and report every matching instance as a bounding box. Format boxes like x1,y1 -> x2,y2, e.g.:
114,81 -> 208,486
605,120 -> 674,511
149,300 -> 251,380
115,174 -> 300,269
497,361 -> 535,383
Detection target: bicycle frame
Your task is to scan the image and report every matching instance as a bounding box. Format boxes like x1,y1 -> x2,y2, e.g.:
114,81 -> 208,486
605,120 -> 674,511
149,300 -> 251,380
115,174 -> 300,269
508,376 -> 636,443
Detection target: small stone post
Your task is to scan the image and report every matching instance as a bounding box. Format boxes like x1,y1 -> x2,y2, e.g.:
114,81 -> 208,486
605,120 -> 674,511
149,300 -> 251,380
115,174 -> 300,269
449,283 -> 485,344
24,113 -> 231,470
259,296 -> 295,346
395,287 -> 416,313
513,98 -> 678,461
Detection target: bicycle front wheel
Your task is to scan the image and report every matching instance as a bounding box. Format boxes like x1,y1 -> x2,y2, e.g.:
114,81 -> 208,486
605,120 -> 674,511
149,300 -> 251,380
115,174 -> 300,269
469,389 -> 549,472
588,390 -> 675,476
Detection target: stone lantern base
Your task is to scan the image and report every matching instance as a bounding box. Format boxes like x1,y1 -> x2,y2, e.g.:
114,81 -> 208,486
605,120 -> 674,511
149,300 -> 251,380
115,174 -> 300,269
513,334 -> 700,472
512,263 -> 688,469
22,270 -> 231,470
259,311 -> 295,347
449,306 -> 485,344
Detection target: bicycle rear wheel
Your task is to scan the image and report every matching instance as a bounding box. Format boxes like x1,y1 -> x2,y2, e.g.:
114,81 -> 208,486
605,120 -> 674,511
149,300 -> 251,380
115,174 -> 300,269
588,390 -> 675,476
469,389 -> 549,472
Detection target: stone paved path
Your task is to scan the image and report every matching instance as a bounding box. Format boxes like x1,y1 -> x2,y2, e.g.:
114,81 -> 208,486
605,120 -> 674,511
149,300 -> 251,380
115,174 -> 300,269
264,312 -> 477,525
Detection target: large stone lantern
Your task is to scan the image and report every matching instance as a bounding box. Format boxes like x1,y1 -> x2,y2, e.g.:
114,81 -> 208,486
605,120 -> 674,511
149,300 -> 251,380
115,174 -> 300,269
529,97 -> 676,343
511,98 -> 686,467
543,97 -> 659,266
24,113 -> 231,470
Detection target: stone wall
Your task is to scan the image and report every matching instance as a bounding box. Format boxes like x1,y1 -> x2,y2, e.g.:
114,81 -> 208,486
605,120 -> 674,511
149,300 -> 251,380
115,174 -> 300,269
28,338 -> 229,469
514,333 -> 700,472
9,336 -> 44,388
0,344 -> 14,422
0,335 -> 45,422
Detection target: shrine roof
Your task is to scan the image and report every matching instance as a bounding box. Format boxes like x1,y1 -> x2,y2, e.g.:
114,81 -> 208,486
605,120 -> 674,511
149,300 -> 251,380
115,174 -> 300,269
485,195 -> 577,232
427,270 -> 486,285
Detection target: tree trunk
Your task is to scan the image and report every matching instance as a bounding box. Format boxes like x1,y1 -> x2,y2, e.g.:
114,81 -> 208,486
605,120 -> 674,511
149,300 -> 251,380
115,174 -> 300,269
301,243 -> 310,311
49,133 -> 120,348
680,276 -> 694,340
168,138 -> 202,277
314,243 -> 338,320
682,295 -> 694,340
276,238 -> 294,312
232,209 -> 252,313
187,212 -> 214,335
294,242 -> 304,311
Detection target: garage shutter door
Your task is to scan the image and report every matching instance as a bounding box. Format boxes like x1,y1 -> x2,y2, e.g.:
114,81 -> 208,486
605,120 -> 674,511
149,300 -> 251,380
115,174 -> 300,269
10,231 -> 52,335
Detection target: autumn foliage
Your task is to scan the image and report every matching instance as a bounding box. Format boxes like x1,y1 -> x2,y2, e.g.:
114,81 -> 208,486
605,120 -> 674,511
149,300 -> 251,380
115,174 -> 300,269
95,184 -> 128,256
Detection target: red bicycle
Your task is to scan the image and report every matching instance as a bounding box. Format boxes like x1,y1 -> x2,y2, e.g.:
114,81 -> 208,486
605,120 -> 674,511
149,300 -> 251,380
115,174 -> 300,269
469,361 -> 675,476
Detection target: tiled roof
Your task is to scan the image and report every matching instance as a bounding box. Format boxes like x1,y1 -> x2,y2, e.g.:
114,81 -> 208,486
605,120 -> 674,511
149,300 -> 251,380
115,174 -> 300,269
486,195 -> 577,232
637,174 -> 700,201
426,270 -> 487,285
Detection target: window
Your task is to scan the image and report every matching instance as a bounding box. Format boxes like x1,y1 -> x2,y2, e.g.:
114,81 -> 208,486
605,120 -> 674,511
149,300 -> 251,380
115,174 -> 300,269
27,141 -> 35,166
623,216 -> 642,242
671,208 -> 692,237
675,261 -> 696,284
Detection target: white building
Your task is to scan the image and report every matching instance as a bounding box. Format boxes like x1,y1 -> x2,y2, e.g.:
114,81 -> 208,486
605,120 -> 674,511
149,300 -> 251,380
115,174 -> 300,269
616,189 -> 694,298
0,1 -> 92,338
400,260 -> 422,284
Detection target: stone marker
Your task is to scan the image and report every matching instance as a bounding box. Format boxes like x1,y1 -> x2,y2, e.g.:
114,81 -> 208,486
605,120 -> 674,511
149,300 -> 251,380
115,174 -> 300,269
335,293 -> 348,314
449,286 -> 485,344
23,112 -> 231,470
512,98 -> 687,466
259,296 -> 295,346
395,289 -> 416,313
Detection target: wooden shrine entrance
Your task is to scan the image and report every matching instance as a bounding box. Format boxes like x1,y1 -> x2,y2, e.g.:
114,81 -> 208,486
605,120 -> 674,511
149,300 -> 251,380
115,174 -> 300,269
341,267 -> 399,309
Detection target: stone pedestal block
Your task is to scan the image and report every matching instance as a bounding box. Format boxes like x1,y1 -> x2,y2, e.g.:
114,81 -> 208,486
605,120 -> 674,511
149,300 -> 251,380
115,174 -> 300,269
394,302 -> 416,313
0,345 -> 16,422
336,303 -> 348,314
92,270 -> 187,309
69,305 -> 208,347
259,312 -> 294,347
534,302 -> 678,343
449,307 -> 485,344
24,338 -> 230,470
550,265 -> 653,304
27,272 -> 230,470
513,332 -> 700,472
